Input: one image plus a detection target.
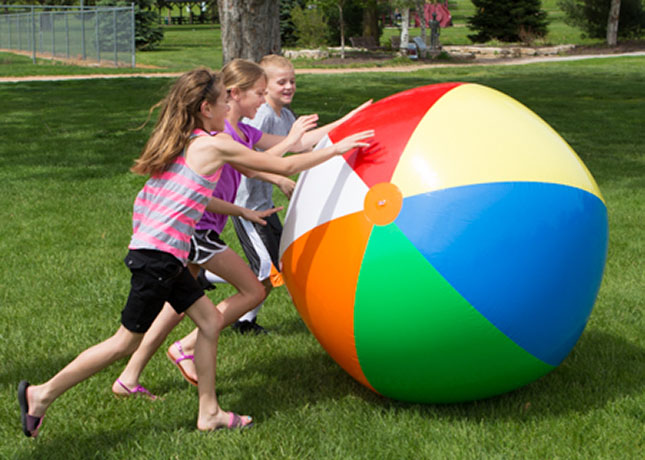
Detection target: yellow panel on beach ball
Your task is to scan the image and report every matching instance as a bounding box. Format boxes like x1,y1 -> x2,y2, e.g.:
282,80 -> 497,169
391,84 -> 604,202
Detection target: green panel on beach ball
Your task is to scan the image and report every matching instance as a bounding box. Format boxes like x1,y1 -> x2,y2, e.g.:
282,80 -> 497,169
353,223 -> 555,403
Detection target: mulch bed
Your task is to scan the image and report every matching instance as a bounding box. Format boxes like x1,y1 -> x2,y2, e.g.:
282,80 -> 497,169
566,39 -> 645,55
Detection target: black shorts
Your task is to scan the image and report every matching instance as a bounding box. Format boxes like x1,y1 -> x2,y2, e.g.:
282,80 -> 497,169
188,229 -> 228,265
121,249 -> 204,333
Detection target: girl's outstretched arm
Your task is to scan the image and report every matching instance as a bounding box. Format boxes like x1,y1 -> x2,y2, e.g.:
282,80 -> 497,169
255,100 -> 373,154
205,197 -> 283,226
213,129 -> 374,177
231,164 -> 297,199
299,99 -> 372,151
255,114 -> 319,156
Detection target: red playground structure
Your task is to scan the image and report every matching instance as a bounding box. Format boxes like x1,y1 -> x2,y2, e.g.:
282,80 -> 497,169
414,1 -> 452,28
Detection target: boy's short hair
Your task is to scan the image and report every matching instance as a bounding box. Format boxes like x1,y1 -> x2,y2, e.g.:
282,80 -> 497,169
259,54 -> 294,72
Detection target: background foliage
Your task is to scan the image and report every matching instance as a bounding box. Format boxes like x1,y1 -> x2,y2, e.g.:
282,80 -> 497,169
558,0 -> 645,39
290,3 -> 330,47
468,0 -> 549,43
280,0 -> 365,47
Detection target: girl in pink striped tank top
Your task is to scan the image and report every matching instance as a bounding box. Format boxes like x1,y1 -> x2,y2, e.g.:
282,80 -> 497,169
18,67 -> 373,436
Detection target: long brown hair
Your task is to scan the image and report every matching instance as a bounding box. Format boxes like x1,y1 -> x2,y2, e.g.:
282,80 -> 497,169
131,67 -> 222,176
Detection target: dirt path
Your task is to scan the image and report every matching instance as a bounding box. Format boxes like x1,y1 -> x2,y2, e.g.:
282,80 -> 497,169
1,51 -> 644,83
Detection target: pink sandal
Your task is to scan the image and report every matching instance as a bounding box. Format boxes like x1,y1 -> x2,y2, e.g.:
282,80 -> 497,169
18,380 -> 45,438
113,378 -> 157,400
166,341 -> 198,386
207,412 -> 253,431
222,412 -> 254,430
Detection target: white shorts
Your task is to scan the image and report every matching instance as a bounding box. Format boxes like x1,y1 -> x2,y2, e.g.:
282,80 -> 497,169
231,213 -> 282,281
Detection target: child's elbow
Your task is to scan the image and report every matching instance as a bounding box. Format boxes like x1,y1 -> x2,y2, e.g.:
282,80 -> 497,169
278,158 -> 298,176
282,165 -> 298,176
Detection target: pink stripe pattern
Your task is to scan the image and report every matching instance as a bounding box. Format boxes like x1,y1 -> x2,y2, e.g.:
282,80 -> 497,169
129,135 -> 220,264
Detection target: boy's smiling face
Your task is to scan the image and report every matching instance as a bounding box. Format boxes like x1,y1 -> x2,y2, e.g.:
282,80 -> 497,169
264,64 -> 296,110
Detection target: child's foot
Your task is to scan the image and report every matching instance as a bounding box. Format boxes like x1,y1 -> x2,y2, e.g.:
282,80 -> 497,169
18,381 -> 46,438
198,411 -> 254,431
111,378 -> 157,400
232,319 -> 268,335
166,341 -> 198,386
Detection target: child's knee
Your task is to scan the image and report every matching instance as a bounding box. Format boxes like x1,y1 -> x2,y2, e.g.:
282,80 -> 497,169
197,307 -> 224,339
110,327 -> 143,357
252,279 -> 266,304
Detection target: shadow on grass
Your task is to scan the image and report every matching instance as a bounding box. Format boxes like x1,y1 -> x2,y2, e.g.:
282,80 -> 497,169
1,79 -> 169,182
0,353 -> 86,388
231,328 -> 645,421
11,428 -> 135,460
3,328 -> 641,456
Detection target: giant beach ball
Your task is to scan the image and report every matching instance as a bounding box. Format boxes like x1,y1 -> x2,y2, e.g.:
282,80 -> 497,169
279,83 -> 608,403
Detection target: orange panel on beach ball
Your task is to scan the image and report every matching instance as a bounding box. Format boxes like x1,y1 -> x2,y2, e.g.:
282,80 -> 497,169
280,211 -> 375,390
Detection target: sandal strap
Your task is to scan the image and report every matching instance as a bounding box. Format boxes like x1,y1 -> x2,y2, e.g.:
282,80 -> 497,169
173,341 -> 194,363
132,385 -> 156,399
26,414 -> 43,437
228,412 -> 240,428
116,378 -> 157,400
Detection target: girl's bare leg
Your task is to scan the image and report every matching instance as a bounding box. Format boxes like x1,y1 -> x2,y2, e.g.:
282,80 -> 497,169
113,264 -> 203,391
206,248 -> 266,326
112,303 -> 184,395
25,326 -> 143,418
171,248 -> 266,380
183,294 -> 252,430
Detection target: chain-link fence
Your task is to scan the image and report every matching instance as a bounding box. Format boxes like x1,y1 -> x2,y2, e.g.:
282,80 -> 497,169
0,5 -> 135,68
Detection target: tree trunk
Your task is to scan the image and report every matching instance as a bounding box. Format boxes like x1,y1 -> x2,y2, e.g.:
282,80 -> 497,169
606,0 -> 621,46
415,0 -> 426,58
338,3 -> 345,59
399,8 -> 409,56
217,0 -> 281,65
362,0 -> 380,40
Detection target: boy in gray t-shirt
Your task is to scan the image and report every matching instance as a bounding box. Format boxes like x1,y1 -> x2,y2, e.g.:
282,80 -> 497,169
236,104 -> 296,213
230,55 -> 370,334
230,56 -> 298,334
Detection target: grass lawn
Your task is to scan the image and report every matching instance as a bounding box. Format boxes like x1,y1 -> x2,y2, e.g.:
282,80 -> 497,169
135,23 -> 223,71
0,55 -> 643,459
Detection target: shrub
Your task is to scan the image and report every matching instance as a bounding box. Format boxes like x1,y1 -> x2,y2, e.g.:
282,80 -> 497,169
291,3 -> 329,48
281,0 -> 365,48
468,0 -> 549,43
280,0 -> 306,47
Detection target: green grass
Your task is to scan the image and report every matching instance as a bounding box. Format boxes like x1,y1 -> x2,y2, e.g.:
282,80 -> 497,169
0,56 -> 643,459
135,23 -> 222,71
